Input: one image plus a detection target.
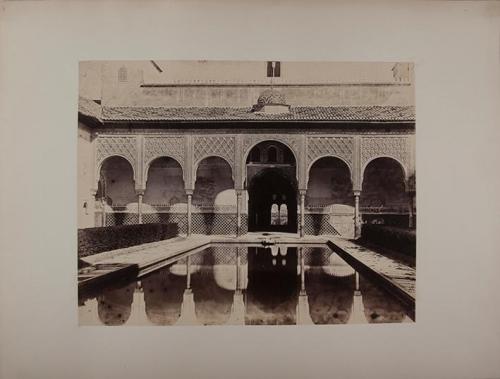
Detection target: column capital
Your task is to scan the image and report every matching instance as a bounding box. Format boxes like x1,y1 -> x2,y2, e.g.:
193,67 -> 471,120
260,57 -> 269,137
185,189 -> 194,196
353,190 -> 361,197
299,189 -> 307,196
135,189 -> 145,196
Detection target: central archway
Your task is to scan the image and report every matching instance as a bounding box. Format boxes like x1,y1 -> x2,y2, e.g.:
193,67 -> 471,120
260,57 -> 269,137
248,169 -> 298,233
246,141 -> 297,233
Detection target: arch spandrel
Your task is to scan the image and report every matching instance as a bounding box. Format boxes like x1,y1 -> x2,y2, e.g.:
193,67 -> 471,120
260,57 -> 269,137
94,136 -> 138,189
360,136 -> 410,180
144,156 -> 185,185
306,155 -> 354,185
192,155 -> 235,189
361,155 -> 408,181
144,136 -> 186,183
305,136 -> 354,187
193,136 -> 235,183
306,136 -> 354,167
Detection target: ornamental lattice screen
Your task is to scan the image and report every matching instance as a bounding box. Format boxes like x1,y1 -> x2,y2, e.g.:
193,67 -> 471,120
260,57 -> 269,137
191,213 -> 238,235
302,247 -> 331,265
176,246 -> 248,265
303,214 -> 341,236
104,213 -> 139,226
142,213 -> 188,235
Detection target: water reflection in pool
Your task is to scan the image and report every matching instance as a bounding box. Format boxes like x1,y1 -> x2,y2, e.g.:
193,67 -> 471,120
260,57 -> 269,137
79,245 -> 414,326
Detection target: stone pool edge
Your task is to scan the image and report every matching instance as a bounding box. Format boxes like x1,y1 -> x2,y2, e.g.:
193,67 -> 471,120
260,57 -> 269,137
326,239 -> 416,320
80,233 -> 416,320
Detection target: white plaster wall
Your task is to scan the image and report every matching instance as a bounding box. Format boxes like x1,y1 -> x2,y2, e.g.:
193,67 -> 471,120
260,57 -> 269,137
100,61 -> 414,107
77,123 -> 95,228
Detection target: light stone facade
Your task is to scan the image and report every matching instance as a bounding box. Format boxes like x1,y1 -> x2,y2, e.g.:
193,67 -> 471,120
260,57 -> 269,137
78,61 -> 416,237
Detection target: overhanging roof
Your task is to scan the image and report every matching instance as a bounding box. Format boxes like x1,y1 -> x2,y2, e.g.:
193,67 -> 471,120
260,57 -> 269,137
78,97 -> 415,125
78,96 -> 102,123
101,105 -> 415,122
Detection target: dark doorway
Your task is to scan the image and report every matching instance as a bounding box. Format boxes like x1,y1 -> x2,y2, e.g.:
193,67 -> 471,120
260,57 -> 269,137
246,246 -> 299,324
248,168 -> 298,233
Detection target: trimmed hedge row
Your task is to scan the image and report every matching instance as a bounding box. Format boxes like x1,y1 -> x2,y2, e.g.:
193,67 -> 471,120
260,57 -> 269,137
78,223 -> 179,258
361,224 -> 416,257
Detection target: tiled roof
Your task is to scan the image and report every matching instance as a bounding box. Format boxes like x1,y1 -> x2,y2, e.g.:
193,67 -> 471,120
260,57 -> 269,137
100,105 -> 415,122
78,97 -> 102,123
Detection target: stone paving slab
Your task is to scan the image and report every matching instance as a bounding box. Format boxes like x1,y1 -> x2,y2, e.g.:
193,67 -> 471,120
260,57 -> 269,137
82,235 -> 211,270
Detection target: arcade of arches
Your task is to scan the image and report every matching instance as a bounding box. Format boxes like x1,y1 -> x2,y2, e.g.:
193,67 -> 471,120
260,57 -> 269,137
92,135 -> 415,238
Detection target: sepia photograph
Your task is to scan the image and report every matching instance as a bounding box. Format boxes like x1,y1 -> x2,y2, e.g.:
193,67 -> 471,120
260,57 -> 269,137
2,1 -> 500,378
78,60 -> 416,326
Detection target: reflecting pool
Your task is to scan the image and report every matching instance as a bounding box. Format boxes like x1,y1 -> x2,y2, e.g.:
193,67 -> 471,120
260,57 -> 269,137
79,245 -> 414,326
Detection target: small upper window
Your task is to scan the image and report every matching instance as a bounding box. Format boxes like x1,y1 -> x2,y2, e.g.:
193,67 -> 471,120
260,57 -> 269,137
267,61 -> 281,78
118,67 -> 128,82
267,146 -> 277,163
250,147 -> 261,163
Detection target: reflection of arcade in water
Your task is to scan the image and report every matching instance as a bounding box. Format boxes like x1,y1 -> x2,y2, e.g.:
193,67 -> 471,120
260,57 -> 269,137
78,245 -> 414,326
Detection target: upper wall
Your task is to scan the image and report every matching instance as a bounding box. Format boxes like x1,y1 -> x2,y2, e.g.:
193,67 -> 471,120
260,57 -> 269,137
94,61 -> 415,108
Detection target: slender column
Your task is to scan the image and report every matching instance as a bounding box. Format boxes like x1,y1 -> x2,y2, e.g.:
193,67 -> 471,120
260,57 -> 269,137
236,190 -> 243,236
101,197 -> 106,227
186,255 -> 191,289
236,247 -> 240,289
227,249 -> 245,325
176,256 -> 199,325
90,189 -> 98,228
407,191 -> 415,229
300,248 -> 305,294
348,271 -> 367,324
353,190 -> 361,238
299,190 -> 306,237
186,190 -> 193,236
296,247 -> 313,325
127,285 -> 149,325
136,191 -> 144,224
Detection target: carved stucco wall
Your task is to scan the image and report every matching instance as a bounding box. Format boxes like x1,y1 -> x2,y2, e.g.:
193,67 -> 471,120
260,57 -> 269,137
93,133 -> 414,198
241,134 -> 302,189
95,136 -> 138,189
306,136 -> 354,182
193,136 -> 236,188
144,136 -> 186,183
361,136 -> 411,179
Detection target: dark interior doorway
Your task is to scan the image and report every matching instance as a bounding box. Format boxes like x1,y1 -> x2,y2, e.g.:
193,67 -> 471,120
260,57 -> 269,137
248,168 -> 298,233
246,246 -> 299,324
